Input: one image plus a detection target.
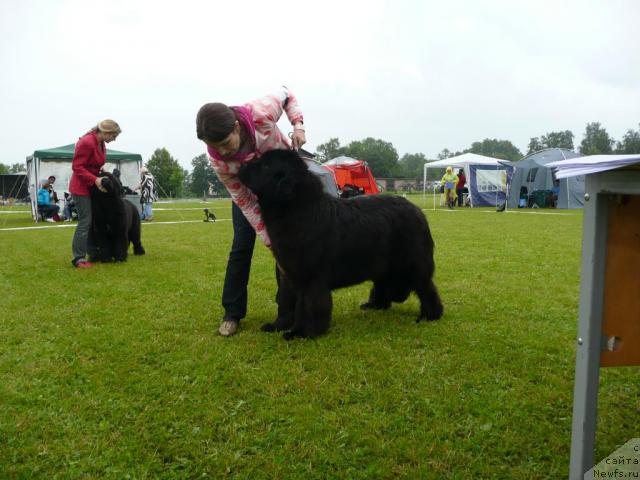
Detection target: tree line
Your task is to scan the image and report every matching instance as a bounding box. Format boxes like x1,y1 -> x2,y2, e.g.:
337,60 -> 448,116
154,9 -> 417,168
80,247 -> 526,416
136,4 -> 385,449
315,121 -> 640,181
2,122 -> 638,195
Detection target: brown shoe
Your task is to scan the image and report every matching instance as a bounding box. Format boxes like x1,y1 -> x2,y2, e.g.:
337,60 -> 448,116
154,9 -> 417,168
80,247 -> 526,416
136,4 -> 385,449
218,320 -> 239,337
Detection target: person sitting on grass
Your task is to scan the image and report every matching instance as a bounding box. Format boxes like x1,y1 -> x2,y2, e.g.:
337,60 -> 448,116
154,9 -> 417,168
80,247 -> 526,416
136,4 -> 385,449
37,179 -> 60,222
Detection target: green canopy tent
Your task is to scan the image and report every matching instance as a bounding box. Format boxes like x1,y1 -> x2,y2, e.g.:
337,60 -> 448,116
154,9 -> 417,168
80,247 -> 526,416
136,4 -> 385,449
27,144 -> 143,221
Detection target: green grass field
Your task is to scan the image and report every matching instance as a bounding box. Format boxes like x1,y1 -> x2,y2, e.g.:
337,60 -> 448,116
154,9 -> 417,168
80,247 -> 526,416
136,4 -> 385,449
1,197 -> 638,479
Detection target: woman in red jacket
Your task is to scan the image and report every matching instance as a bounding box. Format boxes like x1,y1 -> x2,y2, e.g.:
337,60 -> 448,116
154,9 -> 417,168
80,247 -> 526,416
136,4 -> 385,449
69,119 -> 121,268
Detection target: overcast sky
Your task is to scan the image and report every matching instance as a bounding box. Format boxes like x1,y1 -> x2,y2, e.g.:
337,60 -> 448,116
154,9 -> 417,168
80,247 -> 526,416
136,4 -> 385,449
1,0 -> 638,170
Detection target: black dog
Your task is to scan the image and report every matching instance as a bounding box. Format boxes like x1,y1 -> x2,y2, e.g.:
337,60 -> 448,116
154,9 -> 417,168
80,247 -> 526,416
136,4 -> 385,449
90,172 -> 145,262
238,149 -> 443,339
203,208 -> 217,222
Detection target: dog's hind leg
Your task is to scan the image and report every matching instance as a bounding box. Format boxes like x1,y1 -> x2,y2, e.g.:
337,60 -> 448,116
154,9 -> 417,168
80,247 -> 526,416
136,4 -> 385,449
415,279 -> 444,322
360,280 -> 392,311
130,221 -> 145,255
283,283 -> 332,340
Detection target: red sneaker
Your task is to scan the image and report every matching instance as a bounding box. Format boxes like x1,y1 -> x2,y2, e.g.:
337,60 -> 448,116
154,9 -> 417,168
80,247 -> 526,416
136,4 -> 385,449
75,260 -> 93,269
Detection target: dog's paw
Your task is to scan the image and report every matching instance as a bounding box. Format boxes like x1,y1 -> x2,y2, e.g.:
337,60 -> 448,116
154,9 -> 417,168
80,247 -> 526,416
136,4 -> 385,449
360,302 -> 390,311
282,329 -> 306,341
261,322 -> 277,332
134,248 -> 146,255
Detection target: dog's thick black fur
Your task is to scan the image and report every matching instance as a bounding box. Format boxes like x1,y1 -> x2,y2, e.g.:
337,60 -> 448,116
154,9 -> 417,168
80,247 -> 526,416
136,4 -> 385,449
90,172 -> 145,262
238,149 -> 443,339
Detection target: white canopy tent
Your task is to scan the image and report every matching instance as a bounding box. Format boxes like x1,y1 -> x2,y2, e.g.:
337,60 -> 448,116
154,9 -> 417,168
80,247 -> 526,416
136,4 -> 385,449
423,153 -> 513,208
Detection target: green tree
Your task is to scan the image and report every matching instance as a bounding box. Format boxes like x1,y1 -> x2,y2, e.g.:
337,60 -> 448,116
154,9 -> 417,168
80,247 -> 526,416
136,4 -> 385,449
437,148 -> 460,160
615,124 -> 640,154
315,138 -> 345,162
527,131 -> 574,155
579,122 -> 614,155
397,153 -> 427,179
542,130 -> 574,150
0,163 -> 8,174
9,163 -> 26,173
342,138 -> 399,177
189,154 -> 225,197
527,137 -> 544,155
466,138 -> 522,161
147,148 -> 185,198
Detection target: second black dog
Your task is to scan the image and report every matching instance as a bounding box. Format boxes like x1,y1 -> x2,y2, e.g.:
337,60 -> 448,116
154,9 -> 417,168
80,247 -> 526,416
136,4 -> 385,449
238,149 -> 444,339
203,208 -> 217,222
90,172 -> 145,262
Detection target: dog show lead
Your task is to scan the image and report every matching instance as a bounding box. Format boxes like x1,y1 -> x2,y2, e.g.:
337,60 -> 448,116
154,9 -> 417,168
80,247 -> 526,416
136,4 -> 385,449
196,86 -> 306,337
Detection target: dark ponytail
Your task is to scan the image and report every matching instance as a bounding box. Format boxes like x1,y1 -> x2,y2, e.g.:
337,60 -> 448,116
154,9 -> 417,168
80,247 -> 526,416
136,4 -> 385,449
196,103 -> 236,142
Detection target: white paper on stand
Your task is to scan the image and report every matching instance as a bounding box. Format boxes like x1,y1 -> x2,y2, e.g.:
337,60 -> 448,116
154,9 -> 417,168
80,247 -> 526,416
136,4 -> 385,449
547,154 -> 640,178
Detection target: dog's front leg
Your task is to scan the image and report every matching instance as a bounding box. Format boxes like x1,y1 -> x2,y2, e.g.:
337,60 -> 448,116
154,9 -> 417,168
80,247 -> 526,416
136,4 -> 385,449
262,279 -> 296,333
113,231 -> 129,262
283,282 -> 332,340
94,228 -> 113,262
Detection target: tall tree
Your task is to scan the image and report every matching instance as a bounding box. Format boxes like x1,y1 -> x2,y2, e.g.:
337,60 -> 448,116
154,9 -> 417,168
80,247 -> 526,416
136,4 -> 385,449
579,122 -> 615,155
147,148 -> 185,198
466,138 -> 522,161
437,148 -> 455,160
615,124 -> 640,154
342,137 -> 399,177
541,130 -> 574,150
9,163 -> 26,173
397,153 -> 427,179
0,163 -> 8,174
527,137 -> 544,155
528,130 -> 574,154
189,154 -> 224,197
315,138 -> 345,162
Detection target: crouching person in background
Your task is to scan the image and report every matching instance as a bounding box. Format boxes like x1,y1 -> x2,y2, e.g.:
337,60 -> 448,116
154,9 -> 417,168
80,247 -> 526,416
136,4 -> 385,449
37,179 -> 60,222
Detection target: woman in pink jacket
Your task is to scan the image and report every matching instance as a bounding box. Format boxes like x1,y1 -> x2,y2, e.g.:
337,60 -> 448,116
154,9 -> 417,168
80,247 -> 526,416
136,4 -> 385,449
196,87 -> 306,336
69,119 -> 121,268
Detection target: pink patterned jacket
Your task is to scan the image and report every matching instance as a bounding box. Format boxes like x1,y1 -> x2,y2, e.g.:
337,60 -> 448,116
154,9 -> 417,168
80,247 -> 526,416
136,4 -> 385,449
207,87 -> 304,246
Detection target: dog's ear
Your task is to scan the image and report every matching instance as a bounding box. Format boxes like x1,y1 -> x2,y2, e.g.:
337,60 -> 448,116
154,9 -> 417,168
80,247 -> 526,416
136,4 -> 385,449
111,175 -> 123,196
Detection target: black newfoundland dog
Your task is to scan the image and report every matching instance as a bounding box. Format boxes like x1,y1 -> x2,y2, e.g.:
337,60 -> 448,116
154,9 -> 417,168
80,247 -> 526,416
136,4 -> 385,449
238,149 -> 443,340
90,171 -> 145,262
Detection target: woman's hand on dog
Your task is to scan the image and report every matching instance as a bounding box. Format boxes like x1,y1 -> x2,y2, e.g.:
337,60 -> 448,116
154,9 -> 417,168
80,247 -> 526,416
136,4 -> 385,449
95,177 -> 107,192
290,129 -> 306,151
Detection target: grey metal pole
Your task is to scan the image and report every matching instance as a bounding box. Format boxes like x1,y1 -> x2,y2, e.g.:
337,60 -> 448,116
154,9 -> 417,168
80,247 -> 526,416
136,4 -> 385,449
569,176 -> 607,479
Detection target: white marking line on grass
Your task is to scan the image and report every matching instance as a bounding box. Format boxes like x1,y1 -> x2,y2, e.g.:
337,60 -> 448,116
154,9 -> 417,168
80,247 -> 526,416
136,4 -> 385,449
0,211 -> 30,214
153,207 -> 219,211
140,219 -> 229,225
0,219 -> 229,232
501,210 -> 579,216
420,208 -> 578,216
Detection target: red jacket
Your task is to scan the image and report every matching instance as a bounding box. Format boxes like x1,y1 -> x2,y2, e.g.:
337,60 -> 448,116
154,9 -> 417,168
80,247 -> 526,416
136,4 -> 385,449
69,132 -> 106,196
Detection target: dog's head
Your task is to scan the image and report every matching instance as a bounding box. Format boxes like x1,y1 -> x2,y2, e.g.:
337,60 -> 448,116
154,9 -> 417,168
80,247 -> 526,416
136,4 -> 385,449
238,149 -> 321,204
94,171 -> 123,198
